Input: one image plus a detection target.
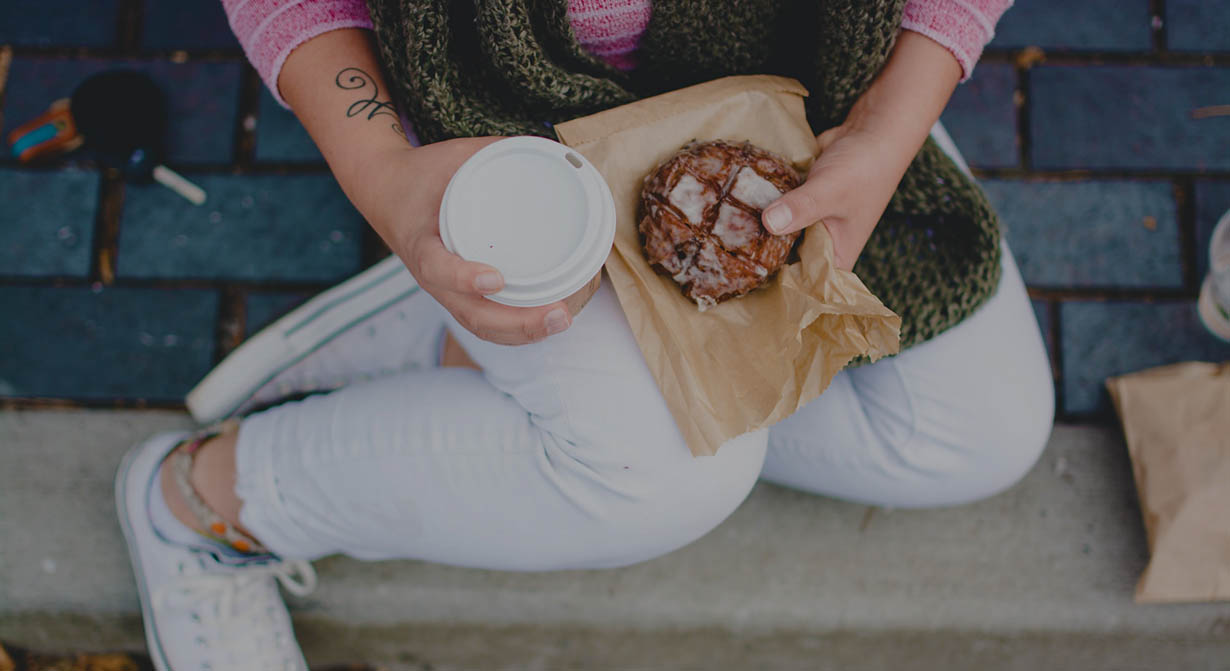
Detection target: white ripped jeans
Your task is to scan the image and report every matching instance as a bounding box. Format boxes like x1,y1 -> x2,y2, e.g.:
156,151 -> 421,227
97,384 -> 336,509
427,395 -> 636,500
233,243 -> 1054,567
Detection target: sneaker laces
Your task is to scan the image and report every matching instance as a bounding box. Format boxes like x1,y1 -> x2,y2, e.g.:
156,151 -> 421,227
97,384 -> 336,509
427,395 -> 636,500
154,557 -> 317,671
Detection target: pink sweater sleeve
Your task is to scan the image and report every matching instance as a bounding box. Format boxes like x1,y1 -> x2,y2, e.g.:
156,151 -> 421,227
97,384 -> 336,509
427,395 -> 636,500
222,0 -> 374,107
901,0 -> 1013,81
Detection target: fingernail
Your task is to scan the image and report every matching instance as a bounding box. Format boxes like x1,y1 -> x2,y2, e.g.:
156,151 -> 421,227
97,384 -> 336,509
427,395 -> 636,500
545,308 -> 570,336
763,204 -> 792,234
475,272 -> 502,292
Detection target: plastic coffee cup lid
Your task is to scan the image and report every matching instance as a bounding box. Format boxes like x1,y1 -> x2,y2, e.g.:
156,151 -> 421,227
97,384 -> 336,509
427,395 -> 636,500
439,136 -> 616,307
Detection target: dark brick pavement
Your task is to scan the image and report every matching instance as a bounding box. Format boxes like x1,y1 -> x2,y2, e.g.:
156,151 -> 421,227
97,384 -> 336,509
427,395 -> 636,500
118,173 -> 363,282
0,168 -> 98,278
1029,66 -> 1230,171
990,0 -> 1151,52
2,58 -> 242,164
981,179 -> 1182,289
0,285 -> 217,400
2,0 -> 1229,416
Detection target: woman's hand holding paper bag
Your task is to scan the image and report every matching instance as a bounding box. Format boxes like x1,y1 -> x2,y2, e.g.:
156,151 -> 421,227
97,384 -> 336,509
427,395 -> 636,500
762,31 -> 963,271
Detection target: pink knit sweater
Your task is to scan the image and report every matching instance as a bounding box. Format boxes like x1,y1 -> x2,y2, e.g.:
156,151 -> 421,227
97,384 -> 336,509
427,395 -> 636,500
224,0 -> 1012,108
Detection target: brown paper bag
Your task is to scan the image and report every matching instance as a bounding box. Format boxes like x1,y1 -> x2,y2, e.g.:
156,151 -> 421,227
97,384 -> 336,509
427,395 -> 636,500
555,76 -> 900,457
1106,361 -> 1230,603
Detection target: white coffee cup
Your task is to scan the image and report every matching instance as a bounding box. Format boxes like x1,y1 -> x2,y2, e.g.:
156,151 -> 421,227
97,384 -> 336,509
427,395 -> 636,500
1197,206 -> 1230,341
439,136 -> 616,315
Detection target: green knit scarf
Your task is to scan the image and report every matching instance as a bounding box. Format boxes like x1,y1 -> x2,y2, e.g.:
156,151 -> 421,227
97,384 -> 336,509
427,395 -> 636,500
365,0 -> 1002,351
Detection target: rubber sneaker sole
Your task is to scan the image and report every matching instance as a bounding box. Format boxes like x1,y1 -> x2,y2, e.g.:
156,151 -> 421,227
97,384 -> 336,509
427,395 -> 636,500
115,432 -> 191,671
186,255 -> 419,424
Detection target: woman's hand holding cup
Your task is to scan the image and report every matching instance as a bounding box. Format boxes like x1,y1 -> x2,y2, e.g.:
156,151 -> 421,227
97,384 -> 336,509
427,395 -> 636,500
355,137 -> 573,346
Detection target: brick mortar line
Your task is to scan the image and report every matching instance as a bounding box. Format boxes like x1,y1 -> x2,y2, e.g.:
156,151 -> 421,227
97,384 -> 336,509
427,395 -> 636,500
0,161 -> 336,175
980,50 -> 1230,66
116,0 -> 143,55
1,397 -> 184,411
215,286 -> 247,363
1014,62 -> 1031,171
360,228 -> 392,268
1047,298 -> 1064,415
1026,287 -> 1199,300
1,45 -> 247,61
0,276 -> 333,292
973,168 -> 1230,181
1174,178 -> 1200,292
0,46 -> 12,110
1150,0 -> 1168,52
233,65 -> 263,169
90,169 -> 125,285
114,162 -> 336,175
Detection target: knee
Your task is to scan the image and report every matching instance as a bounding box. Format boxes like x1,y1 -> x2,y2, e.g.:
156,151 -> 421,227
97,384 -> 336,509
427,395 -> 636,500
582,429 -> 768,568
988,366 -> 1055,489
926,371 -> 1055,505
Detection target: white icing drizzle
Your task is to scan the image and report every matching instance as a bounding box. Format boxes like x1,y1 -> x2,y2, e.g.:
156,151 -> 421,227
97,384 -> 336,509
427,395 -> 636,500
667,173 -> 716,225
730,167 -> 784,210
713,203 -> 759,249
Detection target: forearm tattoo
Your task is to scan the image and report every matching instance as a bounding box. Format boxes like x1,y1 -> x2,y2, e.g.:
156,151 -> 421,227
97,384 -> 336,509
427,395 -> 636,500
335,67 -> 404,137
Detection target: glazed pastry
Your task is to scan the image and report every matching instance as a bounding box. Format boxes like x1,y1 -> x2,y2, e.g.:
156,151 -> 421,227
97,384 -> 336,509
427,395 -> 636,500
639,140 -> 802,310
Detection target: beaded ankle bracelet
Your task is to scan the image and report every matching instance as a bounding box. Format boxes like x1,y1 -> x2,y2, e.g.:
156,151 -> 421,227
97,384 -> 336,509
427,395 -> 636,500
171,422 -> 269,555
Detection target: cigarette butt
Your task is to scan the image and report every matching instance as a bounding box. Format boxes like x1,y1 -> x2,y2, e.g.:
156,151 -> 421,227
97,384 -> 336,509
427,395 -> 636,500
153,164 -> 207,205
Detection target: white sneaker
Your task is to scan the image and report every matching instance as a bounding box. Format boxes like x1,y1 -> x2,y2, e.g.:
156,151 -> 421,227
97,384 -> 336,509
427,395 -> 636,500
116,431 -> 318,671
187,254 -> 449,424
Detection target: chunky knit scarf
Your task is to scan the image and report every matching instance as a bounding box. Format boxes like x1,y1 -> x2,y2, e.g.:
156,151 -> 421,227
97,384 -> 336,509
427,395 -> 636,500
366,0 -> 1001,351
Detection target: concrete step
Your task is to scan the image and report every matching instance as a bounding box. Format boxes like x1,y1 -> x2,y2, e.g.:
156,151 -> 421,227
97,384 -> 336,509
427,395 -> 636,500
2,410 -> 1229,669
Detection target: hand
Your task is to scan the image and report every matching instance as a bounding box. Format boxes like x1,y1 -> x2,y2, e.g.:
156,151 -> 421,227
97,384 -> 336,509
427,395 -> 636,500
760,124 -> 909,272
355,137 -> 573,345
759,31 -> 962,272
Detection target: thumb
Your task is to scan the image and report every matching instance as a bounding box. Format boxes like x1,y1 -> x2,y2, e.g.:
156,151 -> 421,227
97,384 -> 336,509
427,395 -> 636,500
761,177 -> 837,236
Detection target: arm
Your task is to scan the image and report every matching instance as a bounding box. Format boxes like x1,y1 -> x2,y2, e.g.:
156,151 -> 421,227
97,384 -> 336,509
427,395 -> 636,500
263,28 -> 574,344
762,31 -> 964,270
221,0 -> 374,107
901,0 -> 1014,81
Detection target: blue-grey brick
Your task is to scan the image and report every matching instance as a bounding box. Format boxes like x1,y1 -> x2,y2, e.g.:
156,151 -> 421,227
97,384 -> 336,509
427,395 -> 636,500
982,179 -> 1181,288
0,0 -> 118,47
0,168 -> 98,277
1166,0 -> 1230,52
246,292 -> 311,336
1060,301 -> 1230,414
1195,181 -> 1230,280
0,286 -> 217,400
990,0 -> 1151,51
119,174 -> 363,282
2,58 -> 241,165
253,90 -> 324,163
940,64 -> 1018,169
142,0 -> 240,50
1030,66 -> 1230,171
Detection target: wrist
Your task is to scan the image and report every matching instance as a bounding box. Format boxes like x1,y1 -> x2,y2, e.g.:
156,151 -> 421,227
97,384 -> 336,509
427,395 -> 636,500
836,30 -> 961,165
344,143 -> 420,248
841,90 -> 933,166
826,113 -> 919,184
